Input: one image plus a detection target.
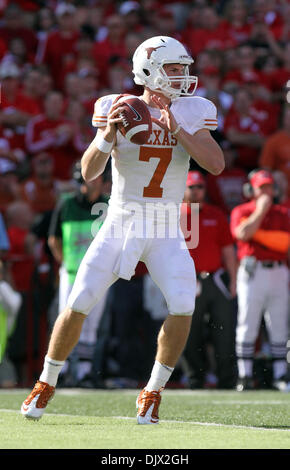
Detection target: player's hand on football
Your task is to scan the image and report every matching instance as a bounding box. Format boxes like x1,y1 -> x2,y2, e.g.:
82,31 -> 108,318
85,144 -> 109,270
151,94 -> 179,134
105,102 -> 125,138
107,102 -> 125,124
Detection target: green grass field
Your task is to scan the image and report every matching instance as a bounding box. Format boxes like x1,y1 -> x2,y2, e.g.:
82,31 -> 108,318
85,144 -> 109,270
0,388 -> 289,450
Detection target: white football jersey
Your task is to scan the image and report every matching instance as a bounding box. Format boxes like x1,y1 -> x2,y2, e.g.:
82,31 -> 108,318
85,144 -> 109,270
92,94 -> 217,211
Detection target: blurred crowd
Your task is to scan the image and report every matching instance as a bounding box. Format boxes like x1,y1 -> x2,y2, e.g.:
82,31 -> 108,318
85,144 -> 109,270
0,0 -> 289,389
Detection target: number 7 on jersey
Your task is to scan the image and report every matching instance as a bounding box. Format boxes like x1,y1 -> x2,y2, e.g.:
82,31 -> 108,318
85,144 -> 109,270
139,146 -> 172,198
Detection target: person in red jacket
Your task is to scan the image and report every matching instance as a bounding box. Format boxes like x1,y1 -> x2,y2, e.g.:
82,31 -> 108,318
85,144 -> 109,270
181,171 -> 238,389
230,169 -> 290,391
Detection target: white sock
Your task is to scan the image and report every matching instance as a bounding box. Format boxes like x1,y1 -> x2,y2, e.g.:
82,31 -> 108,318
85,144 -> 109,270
273,360 -> 287,380
238,359 -> 253,378
145,360 -> 174,392
39,355 -> 65,387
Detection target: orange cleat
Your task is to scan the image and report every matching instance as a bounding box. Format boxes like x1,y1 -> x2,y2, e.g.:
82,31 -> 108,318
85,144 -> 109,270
21,381 -> 55,420
136,388 -> 162,424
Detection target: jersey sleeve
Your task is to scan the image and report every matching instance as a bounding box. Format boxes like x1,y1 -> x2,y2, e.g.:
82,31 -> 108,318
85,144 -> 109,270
200,99 -> 218,132
174,97 -> 218,136
91,95 -> 117,128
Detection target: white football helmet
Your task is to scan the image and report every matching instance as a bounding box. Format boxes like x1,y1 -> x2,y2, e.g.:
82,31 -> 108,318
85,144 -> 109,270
132,36 -> 198,100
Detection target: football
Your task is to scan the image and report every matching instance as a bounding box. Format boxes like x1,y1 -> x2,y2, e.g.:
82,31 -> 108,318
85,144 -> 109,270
115,94 -> 152,145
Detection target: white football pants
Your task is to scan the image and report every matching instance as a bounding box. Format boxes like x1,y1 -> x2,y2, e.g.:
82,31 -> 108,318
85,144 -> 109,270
236,262 -> 289,365
67,211 -> 196,317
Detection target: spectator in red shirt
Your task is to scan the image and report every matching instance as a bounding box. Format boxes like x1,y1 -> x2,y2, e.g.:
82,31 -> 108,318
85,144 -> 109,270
181,171 -> 238,389
251,0 -> 284,40
58,31 -> 100,92
65,99 -> 95,156
150,8 -> 182,42
36,68 -> 54,110
34,7 -> 56,66
194,49 -> 225,77
0,3 -> 38,56
5,200 -> 37,293
1,37 -> 35,72
105,55 -> 143,96
39,3 -> 80,90
223,87 -> 276,171
181,3 -> 206,46
183,6 -> 235,57
0,63 -> 41,128
122,32 -> 146,95
77,68 -> 100,117
118,1 -> 144,34
222,43 -> 271,95
25,90 -> 77,180
0,62 -> 42,155
230,169 -> 290,391
20,152 -> 59,216
20,67 -> 44,115
63,72 -> 82,104
93,14 -> 128,88
221,0 -> 252,45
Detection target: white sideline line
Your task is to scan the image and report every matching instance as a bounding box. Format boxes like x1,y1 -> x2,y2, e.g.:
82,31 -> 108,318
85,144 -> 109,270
1,409 -> 290,433
114,416 -> 290,433
202,400 -> 289,405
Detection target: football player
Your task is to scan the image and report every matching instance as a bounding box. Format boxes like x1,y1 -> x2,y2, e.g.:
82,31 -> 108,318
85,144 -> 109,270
21,36 -> 224,424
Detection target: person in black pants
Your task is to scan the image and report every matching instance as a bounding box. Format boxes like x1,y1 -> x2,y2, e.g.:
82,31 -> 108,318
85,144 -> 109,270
181,171 -> 238,389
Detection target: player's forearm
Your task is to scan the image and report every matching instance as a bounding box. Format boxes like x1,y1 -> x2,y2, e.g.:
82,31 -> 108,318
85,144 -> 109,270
81,131 -> 113,182
177,128 -> 225,175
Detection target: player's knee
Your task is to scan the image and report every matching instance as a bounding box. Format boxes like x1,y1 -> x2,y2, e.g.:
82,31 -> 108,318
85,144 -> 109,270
168,291 -> 195,316
67,288 -> 96,316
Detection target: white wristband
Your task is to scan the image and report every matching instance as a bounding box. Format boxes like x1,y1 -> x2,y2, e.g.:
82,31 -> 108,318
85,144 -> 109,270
95,134 -> 114,153
172,124 -> 181,136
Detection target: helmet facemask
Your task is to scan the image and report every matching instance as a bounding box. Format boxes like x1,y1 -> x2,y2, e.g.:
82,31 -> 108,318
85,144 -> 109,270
153,62 -> 198,100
